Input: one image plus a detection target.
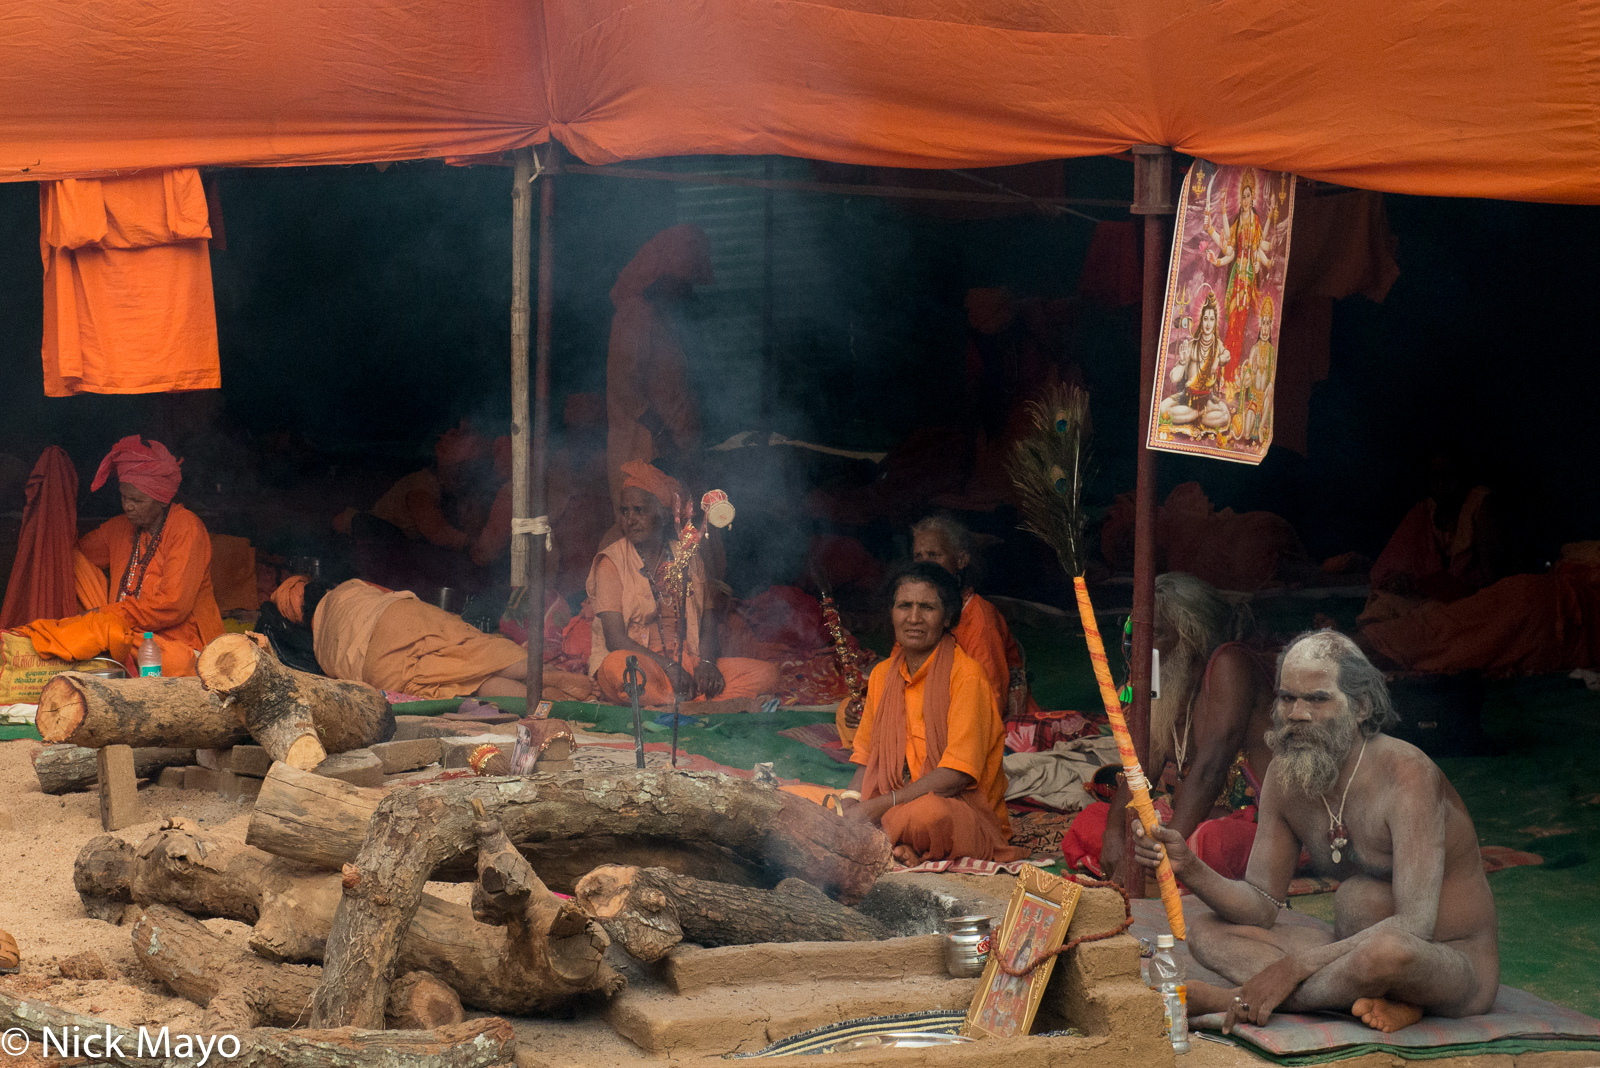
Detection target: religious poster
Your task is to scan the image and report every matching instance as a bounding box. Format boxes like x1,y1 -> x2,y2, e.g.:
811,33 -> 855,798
1146,161 -> 1296,465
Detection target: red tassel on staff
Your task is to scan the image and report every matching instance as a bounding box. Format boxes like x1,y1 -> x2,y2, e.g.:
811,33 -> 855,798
1072,576 -> 1185,939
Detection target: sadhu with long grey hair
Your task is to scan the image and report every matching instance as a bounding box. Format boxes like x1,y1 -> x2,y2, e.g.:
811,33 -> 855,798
1068,572 -> 1277,883
1135,630 -> 1499,1036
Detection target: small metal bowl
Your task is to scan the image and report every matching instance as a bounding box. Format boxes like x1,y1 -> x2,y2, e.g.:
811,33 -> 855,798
80,657 -> 127,680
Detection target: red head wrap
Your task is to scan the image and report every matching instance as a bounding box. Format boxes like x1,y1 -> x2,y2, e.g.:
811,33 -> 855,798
90,435 -> 182,504
619,461 -> 682,509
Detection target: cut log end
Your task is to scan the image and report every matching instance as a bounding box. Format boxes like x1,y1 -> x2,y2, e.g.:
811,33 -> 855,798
387,972 -> 466,1031
285,735 -> 329,770
35,677 -> 87,743
196,636 -> 262,693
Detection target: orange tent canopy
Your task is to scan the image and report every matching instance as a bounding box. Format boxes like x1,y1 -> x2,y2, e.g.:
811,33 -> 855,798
1,0 -> 1596,200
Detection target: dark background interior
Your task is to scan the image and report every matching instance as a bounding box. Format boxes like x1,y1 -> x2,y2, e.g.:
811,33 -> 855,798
0,156 -> 1592,587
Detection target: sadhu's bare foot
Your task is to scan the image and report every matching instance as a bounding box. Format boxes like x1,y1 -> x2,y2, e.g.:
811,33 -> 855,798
892,844 -> 923,866
1186,980 -> 1240,1018
1352,997 -> 1423,1032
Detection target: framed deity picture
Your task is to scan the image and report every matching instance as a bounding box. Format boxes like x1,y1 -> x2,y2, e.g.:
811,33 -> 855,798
961,867 -> 1082,1039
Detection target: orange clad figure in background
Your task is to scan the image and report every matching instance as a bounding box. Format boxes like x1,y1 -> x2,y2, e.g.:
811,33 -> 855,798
20,436 -> 222,676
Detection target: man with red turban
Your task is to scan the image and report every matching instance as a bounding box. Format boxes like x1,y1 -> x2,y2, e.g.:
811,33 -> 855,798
18,436 -> 222,676
587,461 -> 779,705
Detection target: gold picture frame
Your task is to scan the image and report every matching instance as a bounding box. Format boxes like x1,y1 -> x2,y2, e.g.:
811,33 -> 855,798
961,867 -> 1082,1039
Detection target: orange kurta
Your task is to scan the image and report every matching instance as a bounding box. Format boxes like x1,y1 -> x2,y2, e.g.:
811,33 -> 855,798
850,644 -> 1011,843
21,505 -> 223,676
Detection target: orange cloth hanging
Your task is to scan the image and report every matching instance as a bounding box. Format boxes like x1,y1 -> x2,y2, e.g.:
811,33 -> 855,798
39,168 -> 219,397
0,448 -> 79,630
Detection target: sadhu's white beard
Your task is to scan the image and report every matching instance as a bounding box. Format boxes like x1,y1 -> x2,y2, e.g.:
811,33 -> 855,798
1147,646 -> 1204,775
1265,706 -> 1360,797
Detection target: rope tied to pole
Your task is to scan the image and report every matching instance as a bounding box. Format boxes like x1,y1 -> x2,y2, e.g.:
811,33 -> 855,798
512,515 -> 552,550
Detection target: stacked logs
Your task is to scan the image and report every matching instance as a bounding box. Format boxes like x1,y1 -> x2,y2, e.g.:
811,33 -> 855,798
34,633 -> 396,795
74,763 -> 895,1037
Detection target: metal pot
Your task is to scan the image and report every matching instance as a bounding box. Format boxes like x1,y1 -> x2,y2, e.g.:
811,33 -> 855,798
81,658 -> 128,680
431,586 -> 465,614
942,915 -> 992,978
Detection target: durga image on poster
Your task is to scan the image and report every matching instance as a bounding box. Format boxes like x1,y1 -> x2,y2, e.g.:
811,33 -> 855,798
1150,162 -> 1294,465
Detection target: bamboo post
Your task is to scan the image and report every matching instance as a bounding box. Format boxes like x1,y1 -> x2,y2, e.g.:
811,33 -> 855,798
1129,145 -> 1174,893
510,150 -> 533,592
527,165 -> 555,708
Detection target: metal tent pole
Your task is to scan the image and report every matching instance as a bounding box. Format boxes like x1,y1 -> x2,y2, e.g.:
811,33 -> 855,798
1127,145 -> 1174,891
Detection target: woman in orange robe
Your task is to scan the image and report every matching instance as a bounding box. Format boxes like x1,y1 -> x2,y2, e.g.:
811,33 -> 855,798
837,513 -> 1038,746
21,436 -> 222,676
839,562 -> 1024,866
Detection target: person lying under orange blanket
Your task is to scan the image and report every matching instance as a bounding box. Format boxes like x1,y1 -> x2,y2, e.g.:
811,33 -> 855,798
19,436 -> 222,676
587,461 -> 778,706
838,562 -> 1025,866
270,575 -> 594,701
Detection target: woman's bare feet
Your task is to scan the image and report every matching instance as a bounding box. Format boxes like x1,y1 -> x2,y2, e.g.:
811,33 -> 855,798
1186,980 -> 1241,1017
891,844 -> 923,866
1352,997 -> 1423,1032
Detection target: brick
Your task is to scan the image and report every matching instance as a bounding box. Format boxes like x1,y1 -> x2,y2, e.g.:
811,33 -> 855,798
228,745 -> 273,777
195,747 -> 232,771
439,735 -> 511,769
392,715 -> 478,741
219,771 -> 263,802
370,738 -> 441,775
97,745 -> 141,831
184,765 -> 221,793
315,749 -> 385,787
155,767 -> 186,789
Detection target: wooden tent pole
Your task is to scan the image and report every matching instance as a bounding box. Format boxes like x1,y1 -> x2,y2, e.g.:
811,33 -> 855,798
509,149 -> 538,706
526,163 -> 555,708
1128,145 -> 1174,893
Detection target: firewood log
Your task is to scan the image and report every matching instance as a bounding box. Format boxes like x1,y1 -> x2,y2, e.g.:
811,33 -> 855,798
73,823 -> 622,1016
385,972 -> 464,1031
197,633 -> 394,768
573,864 -> 885,962
33,744 -> 194,794
36,675 -> 244,749
306,769 -> 891,1028
0,987 -> 512,1068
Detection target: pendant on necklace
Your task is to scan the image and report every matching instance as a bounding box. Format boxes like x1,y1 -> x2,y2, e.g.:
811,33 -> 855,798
1328,822 -> 1349,864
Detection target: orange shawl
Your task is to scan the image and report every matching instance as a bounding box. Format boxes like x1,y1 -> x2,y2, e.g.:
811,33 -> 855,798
859,634 -> 1001,835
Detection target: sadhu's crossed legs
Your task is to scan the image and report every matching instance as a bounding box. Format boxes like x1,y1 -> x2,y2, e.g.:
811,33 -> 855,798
1186,880 -> 1496,1032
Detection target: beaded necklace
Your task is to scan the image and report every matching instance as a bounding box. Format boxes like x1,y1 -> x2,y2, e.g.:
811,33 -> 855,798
116,509 -> 170,603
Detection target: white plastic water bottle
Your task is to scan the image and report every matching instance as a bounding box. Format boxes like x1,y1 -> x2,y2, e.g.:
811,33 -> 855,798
1151,933 -> 1190,1053
136,632 -> 162,678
